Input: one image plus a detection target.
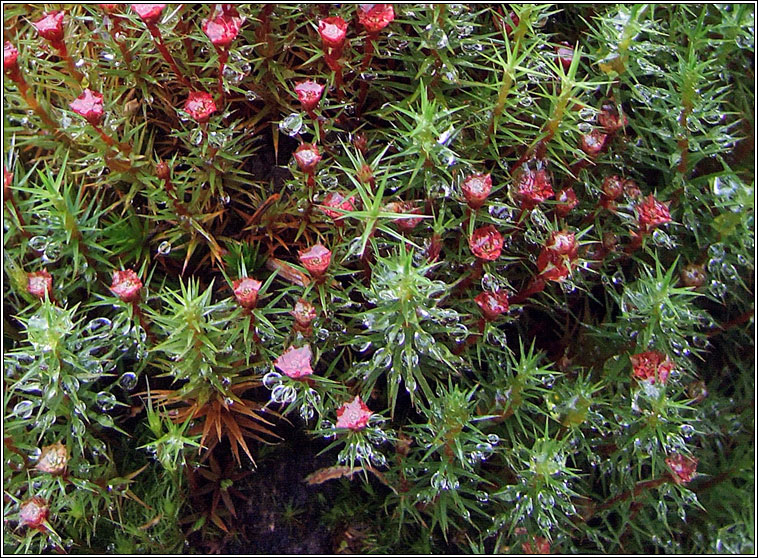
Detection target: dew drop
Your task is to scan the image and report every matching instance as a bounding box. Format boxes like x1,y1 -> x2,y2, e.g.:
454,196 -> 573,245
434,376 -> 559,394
29,236 -> 49,252
96,391 -> 117,411
279,113 -> 303,137
157,241 -> 171,255
13,400 -> 34,419
118,372 -> 138,391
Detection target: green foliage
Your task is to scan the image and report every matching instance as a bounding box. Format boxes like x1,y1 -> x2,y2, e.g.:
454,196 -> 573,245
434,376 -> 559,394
3,3 -> 753,554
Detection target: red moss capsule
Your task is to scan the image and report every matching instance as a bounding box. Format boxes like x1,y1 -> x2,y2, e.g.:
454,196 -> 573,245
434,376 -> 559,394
274,344 -> 313,379
318,16 -> 348,49
34,11 -> 65,44
630,350 -> 674,384
555,41 -> 574,71
469,225 -> 503,261
232,277 -> 262,309
202,10 -> 242,47
35,442 -> 68,475
475,291 -> 510,321
598,102 -> 628,134
291,298 -> 317,329
184,91 -> 217,123
514,165 -> 554,211
69,89 -> 105,127
19,497 -> 49,530
131,4 -> 165,25
665,453 -> 698,484
680,263 -> 706,288
27,270 -> 53,299
294,80 -> 325,112
636,194 -> 671,234
579,130 -> 607,158
554,187 -> 578,218
336,395 -> 373,430
293,143 -> 321,174
357,4 -> 395,34
462,173 -> 493,210
4,41 -> 19,72
111,269 -> 143,302
299,244 -> 332,277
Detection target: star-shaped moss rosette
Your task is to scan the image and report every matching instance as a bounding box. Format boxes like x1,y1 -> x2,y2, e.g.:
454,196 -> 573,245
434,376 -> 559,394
110,269 -> 143,303
665,453 -> 698,484
299,244 -> 332,278
27,270 -> 53,300
232,277 -> 262,310
461,173 -> 493,211
630,350 -> 674,385
469,225 -> 503,262
274,345 -> 314,379
336,395 -> 373,431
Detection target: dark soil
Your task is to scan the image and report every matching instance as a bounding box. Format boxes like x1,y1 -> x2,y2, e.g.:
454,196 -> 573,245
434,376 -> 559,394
214,420 -> 340,555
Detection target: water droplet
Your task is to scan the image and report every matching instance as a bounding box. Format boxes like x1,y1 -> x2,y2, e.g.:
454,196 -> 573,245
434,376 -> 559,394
13,400 -> 34,419
118,372 -> 138,391
518,95 -> 534,107
189,128 -> 204,146
721,262 -> 738,281
370,452 -> 387,467
299,403 -> 314,421
157,241 -> 171,255
561,280 -> 576,294
29,236 -> 48,252
245,90 -> 259,102
577,122 -> 593,133
579,107 -> 595,121
709,280 -> 727,298
271,384 -> 296,404
96,391 -> 117,411
279,113 -> 303,137
708,243 -> 726,261
87,317 -> 112,337
71,419 -> 85,437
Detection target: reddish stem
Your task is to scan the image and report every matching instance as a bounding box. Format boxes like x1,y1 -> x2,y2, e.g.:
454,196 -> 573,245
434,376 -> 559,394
216,47 -> 228,107
7,72 -> 59,130
146,24 -> 191,88
4,184 -> 30,238
360,33 -> 376,71
92,124 -> 116,147
52,40 -> 84,83
597,477 -> 668,512
107,15 -> 133,68
511,276 -> 547,304
131,300 -> 157,344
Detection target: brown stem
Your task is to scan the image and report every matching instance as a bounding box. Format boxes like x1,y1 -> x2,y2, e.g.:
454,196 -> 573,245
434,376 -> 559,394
596,476 -> 668,512
707,308 -> 755,337
360,33 -> 376,71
